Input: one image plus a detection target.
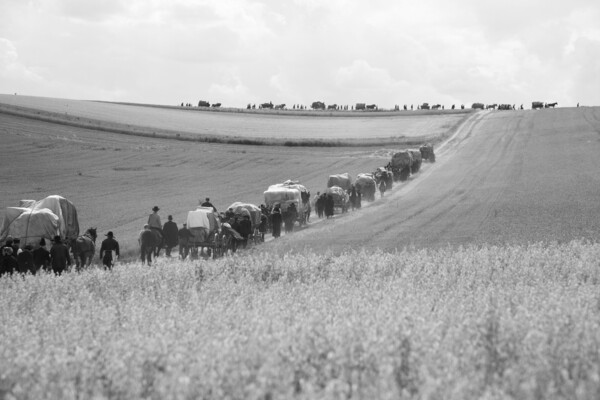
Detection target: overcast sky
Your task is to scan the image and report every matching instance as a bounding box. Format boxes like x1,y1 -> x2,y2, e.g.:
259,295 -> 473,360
1,0 -> 598,108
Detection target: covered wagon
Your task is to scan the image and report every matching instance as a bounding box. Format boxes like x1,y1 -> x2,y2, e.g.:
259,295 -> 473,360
419,143 -> 435,163
325,186 -> 349,213
264,180 -> 310,226
185,206 -> 227,258
327,173 -> 353,191
227,202 -> 262,242
0,195 -> 79,246
390,151 -> 413,181
355,173 -> 377,202
408,149 -> 423,173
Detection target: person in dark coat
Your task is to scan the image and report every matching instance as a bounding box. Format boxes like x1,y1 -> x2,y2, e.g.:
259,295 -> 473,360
271,206 -> 283,238
178,223 -> 194,260
99,231 -> 120,270
1,247 -> 18,276
11,238 -> 21,256
1,236 -> 13,254
325,195 -> 335,218
17,244 -> 35,274
33,238 -> 51,272
316,194 -> 325,218
379,180 -> 387,198
349,186 -> 357,211
162,215 -> 179,257
238,215 -> 253,248
258,214 -> 267,242
200,197 -> 217,212
50,236 -> 71,274
285,203 -> 298,233
230,216 -> 242,253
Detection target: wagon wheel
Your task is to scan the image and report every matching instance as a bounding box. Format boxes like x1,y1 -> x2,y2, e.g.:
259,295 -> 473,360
190,245 -> 199,260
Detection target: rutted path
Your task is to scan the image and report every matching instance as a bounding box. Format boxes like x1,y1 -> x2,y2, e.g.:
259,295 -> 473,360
273,107 -> 600,252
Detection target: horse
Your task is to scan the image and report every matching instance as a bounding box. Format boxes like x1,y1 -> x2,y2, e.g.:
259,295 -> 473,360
140,229 -> 162,265
71,227 -> 97,270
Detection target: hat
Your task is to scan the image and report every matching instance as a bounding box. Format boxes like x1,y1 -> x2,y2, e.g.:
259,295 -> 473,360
53,235 -> 62,243
105,231 -> 115,238
205,197 -> 210,201
24,244 -> 33,251
183,223 -> 187,226
168,215 -> 173,220
152,206 -> 160,212
13,238 -> 20,243
39,238 -> 46,246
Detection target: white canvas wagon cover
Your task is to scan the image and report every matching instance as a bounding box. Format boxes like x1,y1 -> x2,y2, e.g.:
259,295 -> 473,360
264,186 -> 301,212
0,195 -> 79,244
0,207 -> 60,246
327,173 -> 352,191
186,207 -> 221,232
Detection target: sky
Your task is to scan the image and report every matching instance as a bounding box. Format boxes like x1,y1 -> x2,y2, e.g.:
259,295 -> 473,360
1,0 -> 599,108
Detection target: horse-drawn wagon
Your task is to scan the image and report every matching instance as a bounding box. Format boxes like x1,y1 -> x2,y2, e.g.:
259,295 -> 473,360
227,202 -> 262,243
327,173 -> 353,191
355,173 -> 377,202
326,186 -> 350,213
390,150 -> 413,181
264,180 -> 310,227
186,206 -> 235,259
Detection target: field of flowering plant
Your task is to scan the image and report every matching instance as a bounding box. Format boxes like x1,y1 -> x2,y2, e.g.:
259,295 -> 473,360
2,240 -> 600,399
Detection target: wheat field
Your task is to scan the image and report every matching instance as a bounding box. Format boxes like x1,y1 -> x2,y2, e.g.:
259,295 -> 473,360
2,241 -> 599,399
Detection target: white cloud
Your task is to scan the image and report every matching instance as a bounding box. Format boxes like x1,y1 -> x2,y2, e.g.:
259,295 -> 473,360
0,0 -> 598,107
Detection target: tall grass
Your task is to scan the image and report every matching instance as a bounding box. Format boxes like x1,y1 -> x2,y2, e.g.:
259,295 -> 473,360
1,240 -> 600,399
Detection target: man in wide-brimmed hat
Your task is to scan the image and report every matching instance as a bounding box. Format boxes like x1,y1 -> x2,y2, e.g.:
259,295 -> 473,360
148,206 -> 163,236
99,231 -> 120,270
32,238 -> 51,272
50,235 -> 71,274
162,215 -> 179,257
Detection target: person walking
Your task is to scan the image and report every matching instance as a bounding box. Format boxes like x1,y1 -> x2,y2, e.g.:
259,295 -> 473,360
17,244 -> 35,274
99,231 -> 120,270
50,236 -> 71,274
238,214 -> 253,248
285,203 -> 298,233
349,186 -> 357,211
178,223 -> 194,260
379,180 -> 387,198
316,194 -> 325,218
271,206 -> 283,238
0,247 -> 17,276
162,215 -> 179,257
325,194 -> 335,218
32,238 -> 51,272
258,214 -> 267,242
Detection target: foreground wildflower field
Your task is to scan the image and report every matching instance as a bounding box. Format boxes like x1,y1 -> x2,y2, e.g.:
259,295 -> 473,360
2,241 -> 600,399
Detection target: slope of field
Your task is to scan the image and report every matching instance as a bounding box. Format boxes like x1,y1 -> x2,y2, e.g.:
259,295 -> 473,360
0,111 -> 386,253
274,106 -> 600,252
0,94 -> 470,146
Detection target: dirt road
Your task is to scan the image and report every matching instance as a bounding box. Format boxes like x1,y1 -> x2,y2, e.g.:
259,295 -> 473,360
281,107 -> 600,252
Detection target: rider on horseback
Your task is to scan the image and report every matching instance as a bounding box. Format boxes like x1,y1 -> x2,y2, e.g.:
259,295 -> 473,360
148,206 -> 163,237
